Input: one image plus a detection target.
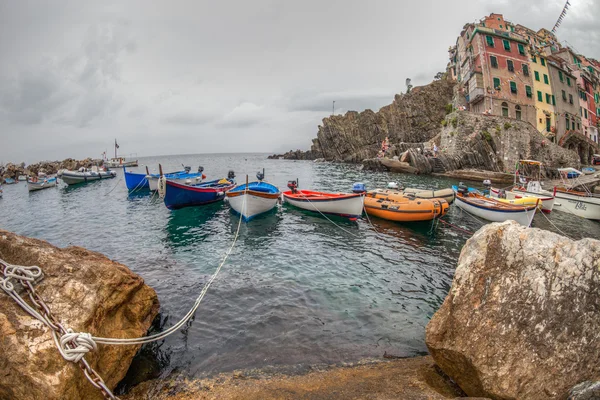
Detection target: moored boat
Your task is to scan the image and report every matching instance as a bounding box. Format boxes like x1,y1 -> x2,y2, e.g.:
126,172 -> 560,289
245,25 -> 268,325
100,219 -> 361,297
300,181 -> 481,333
106,157 -> 139,168
124,166 -> 149,190
372,185 -> 455,205
161,168 -> 236,210
147,166 -> 206,191
552,168 -> 600,220
27,174 -> 58,192
226,170 -> 280,221
582,167 -> 596,175
490,187 -> 554,213
3,178 -> 16,185
282,180 -> 364,220
364,190 -> 449,222
58,167 -> 117,186
453,184 -> 538,227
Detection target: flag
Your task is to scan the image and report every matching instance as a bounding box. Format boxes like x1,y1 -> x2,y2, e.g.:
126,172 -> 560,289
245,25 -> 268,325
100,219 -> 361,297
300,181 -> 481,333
115,139 -> 120,149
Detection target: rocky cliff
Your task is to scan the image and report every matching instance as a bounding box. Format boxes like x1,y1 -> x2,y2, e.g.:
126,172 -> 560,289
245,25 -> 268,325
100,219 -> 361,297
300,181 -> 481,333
0,230 -> 160,400
426,221 -> 600,399
287,79 -> 455,162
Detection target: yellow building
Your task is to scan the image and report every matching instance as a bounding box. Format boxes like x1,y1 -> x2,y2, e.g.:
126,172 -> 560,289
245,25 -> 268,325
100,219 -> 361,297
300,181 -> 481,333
530,53 -> 556,134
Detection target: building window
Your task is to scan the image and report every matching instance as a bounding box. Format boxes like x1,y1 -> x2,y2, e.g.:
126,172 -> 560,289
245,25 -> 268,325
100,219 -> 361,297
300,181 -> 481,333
522,64 -> 529,76
581,107 -> 583,116
503,40 -> 511,51
538,91 -> 543,102
543,74 -> 549,84
493,77 -> 501,90
507,60 -> 514,72
534,71 -> 540,81
515,105 -> 522,120
502,102 -> 509,117
526,85 -> 533,98
532,55 -> 537,63
499,25 -> 503,29
552,95 -> 556,106
567,76 -> 571,86
510,81 -> 517,94
559,71 -> 564,82
518,43 -> 525,55
546,93 -> 551,104
585,109 -> 588,119
577,122 -> 580,130
562,90 -> 567,100
573,121 -> 576,130
569,94 -> 574,104
486,36 -> 495,47
566,115 -> 570,129
490,56 -> 498,68
541,58 -> 546,66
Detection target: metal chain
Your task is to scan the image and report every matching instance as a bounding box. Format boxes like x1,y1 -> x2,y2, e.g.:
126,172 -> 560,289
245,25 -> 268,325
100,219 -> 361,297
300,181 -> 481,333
0,260 -> 119,400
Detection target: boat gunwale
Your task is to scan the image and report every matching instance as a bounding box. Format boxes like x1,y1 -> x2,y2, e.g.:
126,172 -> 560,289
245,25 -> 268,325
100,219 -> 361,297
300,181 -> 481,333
456,193 -> 537,213
282,190 -> 362,202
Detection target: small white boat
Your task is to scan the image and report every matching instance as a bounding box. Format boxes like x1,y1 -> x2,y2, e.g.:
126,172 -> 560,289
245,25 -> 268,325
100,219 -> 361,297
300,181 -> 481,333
582,167 -> 596,175
454,185 -> 538,227
27,174 -> 58,192
58,167 -> 117,186
553,168 -> 600,220
105,157 -> 138,168
491,185 -> 555,213
18,175 -> 27,181
226,172 -> 280,221
282,181 -> 364,220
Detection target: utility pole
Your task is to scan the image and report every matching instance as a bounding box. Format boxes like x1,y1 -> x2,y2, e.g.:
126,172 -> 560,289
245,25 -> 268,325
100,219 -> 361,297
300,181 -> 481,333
332,101 -> 335,116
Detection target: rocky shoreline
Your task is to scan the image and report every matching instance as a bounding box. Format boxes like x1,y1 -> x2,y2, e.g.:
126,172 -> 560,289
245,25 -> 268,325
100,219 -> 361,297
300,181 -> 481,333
2,221 -> 599,399
0,158 -> 103,182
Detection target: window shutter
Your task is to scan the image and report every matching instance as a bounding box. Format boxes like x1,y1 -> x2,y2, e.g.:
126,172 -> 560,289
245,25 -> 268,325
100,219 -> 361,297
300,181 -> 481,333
493,77 -> 501,89
526,86 -> 532,98
507,60 -> 514,72
486,36 -> 494,47
544,74 -> 549,84
538,91 -> 543,102
503,40 -> 511,51
559,71 -> 564,82
546,93 -> 551,104
518,43 -> 525,55
510,81 -> 517,94
541,58 -> 546,66
552,95 -> 556,106
535,71 -> 540,81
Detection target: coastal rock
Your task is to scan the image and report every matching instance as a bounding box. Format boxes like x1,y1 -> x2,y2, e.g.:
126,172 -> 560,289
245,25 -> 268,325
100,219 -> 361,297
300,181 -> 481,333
568,381 -> 600,400
438,112 -> 580,175
426,221 -> 600,399
1,158 -> 103,181
0,230 -> 160,400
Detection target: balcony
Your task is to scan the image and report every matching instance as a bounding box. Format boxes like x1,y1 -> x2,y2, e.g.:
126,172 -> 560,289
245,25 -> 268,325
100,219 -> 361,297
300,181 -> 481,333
468,87 -> 485,104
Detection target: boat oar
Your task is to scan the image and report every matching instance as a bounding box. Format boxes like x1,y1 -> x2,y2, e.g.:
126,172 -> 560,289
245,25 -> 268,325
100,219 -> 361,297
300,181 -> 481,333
146,166 -> 150,175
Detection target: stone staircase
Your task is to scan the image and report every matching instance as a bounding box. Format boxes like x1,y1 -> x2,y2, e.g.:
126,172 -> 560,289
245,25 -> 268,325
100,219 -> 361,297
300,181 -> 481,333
431,157 -> 446,173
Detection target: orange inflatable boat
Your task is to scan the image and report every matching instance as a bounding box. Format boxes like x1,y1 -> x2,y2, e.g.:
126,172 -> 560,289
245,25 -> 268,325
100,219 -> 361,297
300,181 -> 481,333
364,191 -> 449,222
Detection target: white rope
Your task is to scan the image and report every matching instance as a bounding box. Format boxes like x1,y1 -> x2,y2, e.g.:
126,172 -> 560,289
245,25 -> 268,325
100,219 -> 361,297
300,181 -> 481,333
292,193 -> 361,238
538,209 -> 577,239
90,194 -> 246,345
60,330 -> 98,362
104,177 -> 123,196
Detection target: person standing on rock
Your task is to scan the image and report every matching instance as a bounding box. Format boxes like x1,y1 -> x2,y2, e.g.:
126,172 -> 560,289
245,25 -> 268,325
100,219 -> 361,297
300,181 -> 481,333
433,143 -> 439,157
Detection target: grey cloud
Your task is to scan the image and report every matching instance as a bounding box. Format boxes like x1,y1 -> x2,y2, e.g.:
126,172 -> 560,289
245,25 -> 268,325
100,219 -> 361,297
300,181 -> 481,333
163,112 -> 215,126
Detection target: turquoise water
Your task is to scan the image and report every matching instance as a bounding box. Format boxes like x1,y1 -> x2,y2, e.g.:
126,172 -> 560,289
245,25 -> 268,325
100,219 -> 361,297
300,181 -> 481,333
1,153 -> 598,390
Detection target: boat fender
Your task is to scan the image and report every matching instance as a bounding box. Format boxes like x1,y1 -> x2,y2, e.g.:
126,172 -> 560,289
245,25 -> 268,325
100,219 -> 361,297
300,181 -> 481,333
352,182 -> 366,194
185,179 -> 192,185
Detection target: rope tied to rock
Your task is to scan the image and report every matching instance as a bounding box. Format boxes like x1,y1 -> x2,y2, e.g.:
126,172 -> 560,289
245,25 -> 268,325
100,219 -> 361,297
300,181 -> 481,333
3,264 -> 42,283
60,330 -> 98,363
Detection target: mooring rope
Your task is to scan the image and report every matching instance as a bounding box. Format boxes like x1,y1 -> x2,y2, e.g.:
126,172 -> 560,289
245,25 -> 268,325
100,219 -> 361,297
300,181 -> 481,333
290,192 -> 361,238
104,177 -> 123,196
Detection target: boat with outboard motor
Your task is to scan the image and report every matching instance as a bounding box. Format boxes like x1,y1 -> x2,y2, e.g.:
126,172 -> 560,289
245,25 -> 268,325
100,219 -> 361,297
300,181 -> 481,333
282,180 -> 364,220
58,166 -> 117,186
490,160 -> 555,213
147,166 -> 206,191
161,167 -> 236,210
364,188 -> 449,222
27,174 -> 58,192
226,170 -> 280,221
551,168 -> 600,220
453,183 -> 538,227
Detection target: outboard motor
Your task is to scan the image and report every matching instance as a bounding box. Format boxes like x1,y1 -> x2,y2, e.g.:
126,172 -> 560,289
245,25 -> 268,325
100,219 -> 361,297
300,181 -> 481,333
287,180 -> 298,194
482,179 -> 492,196
352,182 -> 366,194
256,170 -> 265,181
227,170 -> 235,180
198,166 -> 204,173
457,182 -> 470,195
184,166 -> 192,173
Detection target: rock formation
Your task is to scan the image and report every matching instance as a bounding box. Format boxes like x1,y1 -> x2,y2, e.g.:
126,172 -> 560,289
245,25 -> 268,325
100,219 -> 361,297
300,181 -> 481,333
1,158 -> 103,182
0,230 -> 160,400
426,221 -> 600,399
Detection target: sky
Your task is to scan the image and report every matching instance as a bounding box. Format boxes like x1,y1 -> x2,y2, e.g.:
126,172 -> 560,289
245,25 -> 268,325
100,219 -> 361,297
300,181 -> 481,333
0,0 -> 598,163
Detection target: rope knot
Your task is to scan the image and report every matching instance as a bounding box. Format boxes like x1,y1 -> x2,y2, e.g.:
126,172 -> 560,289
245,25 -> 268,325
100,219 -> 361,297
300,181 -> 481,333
4,264 -> 42,283
60,330 -> 97,363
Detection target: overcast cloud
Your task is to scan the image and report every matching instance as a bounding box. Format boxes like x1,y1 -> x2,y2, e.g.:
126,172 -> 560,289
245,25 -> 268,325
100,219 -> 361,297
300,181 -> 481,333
0,0 -> 598,163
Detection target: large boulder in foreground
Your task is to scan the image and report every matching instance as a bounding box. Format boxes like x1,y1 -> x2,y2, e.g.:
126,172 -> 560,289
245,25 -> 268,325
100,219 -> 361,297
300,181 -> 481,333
426,221 -> 600,399
0,230 -> 160,400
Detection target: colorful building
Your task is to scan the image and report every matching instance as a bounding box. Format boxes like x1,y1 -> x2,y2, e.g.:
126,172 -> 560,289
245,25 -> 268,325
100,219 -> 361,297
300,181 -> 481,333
546,55 -> 580,144
453,15 -> 535,125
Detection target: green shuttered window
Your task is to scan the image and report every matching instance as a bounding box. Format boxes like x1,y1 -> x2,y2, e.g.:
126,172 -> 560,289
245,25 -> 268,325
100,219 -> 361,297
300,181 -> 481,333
503,40 -> 511,51
493,77 -> 501,89
537,91 -> 543,102
490,56 -> 498,68
544,74 -> 549,84
510,81 -> 517,94
486,36 -> 494,47
534,71 -> 540,81
525,85 -> 532,98
559,71 -> 564,82
518,43 -> 525,55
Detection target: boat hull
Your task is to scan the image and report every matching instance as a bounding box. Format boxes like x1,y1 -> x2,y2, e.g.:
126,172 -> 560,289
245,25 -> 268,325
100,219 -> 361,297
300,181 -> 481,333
553,190 -> 600,220
227,191 -> 279,221
60,171 -> 117,185
164,180 -> 235,210
106,161 -> 138,168
455,195 -> 537,226
148,174 -> 203,191
124,170 -> 149,190
364,195 -> 449,222
372,188 -> 455,205
490,187 -> 554,212
283,191 -> 364,219
27,178 -> 57,192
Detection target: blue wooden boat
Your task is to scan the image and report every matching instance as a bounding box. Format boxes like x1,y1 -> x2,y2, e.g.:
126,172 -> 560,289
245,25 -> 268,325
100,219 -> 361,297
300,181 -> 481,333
3,178 -> 15,184
163,178 -> 236,210
123,166 -> 149,190
147,167 -> 205,191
